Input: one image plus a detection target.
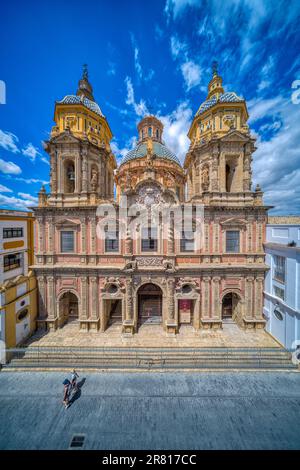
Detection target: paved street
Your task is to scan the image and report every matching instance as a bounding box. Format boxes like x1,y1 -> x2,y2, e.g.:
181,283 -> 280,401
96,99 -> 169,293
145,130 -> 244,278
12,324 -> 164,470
0,371 -> 299,450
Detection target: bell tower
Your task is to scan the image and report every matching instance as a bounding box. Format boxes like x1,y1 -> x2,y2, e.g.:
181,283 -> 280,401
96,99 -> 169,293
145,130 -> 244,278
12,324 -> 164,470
41,65 -> 116,207
185,64 -> 256,202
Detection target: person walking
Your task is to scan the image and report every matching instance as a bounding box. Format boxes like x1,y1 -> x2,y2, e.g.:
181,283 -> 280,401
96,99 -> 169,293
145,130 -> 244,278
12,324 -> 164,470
71,369 -> 79,391
62,379 -> 71,409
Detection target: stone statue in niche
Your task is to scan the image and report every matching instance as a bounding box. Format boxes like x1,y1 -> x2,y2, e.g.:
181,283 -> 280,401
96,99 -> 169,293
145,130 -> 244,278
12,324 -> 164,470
90,167 -> 98,192
202,166 -> 210,191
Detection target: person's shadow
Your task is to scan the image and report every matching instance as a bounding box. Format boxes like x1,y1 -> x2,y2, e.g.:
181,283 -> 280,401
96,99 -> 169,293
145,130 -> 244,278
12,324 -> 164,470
69,378 -> 86,407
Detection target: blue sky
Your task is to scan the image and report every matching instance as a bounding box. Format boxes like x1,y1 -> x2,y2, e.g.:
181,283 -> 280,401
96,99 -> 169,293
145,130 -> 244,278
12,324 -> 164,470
0,0 -> 300,214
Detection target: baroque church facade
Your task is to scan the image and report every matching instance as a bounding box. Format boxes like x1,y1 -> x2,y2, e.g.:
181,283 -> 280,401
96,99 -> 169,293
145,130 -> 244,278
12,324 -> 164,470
33,66 -> 269,336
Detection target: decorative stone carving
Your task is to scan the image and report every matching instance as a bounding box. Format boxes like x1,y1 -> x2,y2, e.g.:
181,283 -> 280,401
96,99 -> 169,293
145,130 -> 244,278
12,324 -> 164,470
123,260 -> 137,272
162,259 -> 177,272
136,257 -> 163,267
90,167 -> 98,192
202,165 -> 210,191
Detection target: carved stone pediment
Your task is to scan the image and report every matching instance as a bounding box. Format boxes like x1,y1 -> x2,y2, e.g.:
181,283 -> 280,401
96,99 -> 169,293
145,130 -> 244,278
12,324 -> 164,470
50,130 -> 81,145
54,218 -> 80,228
220,217 -> 247,228
220,130 -> 250,143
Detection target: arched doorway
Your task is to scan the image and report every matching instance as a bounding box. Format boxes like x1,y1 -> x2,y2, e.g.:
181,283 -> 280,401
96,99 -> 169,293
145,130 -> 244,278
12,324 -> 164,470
222,292 -> 240,322
138,283 -> 162,325
59,292 -> 79,325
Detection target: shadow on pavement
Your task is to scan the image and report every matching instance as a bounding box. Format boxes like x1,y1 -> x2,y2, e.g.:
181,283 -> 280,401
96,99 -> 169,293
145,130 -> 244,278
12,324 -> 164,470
69,378 -> 86,407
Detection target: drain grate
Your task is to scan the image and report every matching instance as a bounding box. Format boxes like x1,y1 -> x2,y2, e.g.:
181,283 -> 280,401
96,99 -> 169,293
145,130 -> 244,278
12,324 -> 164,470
69,434 -> 85,449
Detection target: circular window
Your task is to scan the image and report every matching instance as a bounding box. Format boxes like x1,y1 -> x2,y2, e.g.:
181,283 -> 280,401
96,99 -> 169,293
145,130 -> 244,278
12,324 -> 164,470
182,284 -> 192,294
274,308 -> 283,321
108,284 -> 118,294
18,309 -> 28,321
20,300 -> 26,307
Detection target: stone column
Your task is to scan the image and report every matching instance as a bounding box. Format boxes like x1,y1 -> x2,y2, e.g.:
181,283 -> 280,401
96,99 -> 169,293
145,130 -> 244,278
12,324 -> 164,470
125,279 -> 133,321
211,144 -> 219,191
81,147 -> 88,194
90,215 -> 97,254
50,149 -> 57,194
167,212 -> 175,255
37,216 -> 45,254
246,218 -> 253,253
245,276 -> 254,319
255,276 -> 264,320
90,276 -> 99,320
48,216 -> 54,253
80,276 -> 88,320
201,276 -> 211,320
100,160 -> 105,197
37,276 -> 46,319
81,217 -> 87,254
212,277 -> 221,320
125,224 -> 133,255
243,145 -> 252,191
167,278 -> 175,320
47,276 -> 56,328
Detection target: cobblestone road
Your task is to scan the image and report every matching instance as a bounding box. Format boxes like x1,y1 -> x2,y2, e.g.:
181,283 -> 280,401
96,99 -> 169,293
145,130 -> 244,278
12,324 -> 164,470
0,371 -> 299,450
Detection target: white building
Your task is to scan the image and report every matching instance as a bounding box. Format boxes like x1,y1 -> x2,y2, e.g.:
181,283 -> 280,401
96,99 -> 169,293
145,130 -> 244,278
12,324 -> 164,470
264,216 -> 300,350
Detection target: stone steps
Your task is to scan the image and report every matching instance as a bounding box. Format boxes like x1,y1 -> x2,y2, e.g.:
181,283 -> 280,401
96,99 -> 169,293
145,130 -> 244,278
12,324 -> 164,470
4,347 -> 298,370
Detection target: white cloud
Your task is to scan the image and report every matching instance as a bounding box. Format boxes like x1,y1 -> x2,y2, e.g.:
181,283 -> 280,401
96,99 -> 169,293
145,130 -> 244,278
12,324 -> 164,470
0,130 -> 20,153
248,96 -> 286,123
250,96 -> 300,214
0,158 -> 22,175
125,77 -> 148,117
181,61 -> 202,91
107,61 -> 116,76
17,192 -> 38,203
0,193 -> 37,210
170,36 -> 188,59
21,143 -> 41,162
159,101 -> 193,162
130,34 -> 155,82
0,184 -> 13,193
111,136 -> 137,163
170,36 -> 202,91
165,0 -> 199,19
15,176 -> 49,185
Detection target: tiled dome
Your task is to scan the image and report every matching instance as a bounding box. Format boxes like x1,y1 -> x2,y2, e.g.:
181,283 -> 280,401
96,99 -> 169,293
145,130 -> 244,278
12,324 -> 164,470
121,141 -> 181,166
195,92 -> 243,116
58,95 -> 104,117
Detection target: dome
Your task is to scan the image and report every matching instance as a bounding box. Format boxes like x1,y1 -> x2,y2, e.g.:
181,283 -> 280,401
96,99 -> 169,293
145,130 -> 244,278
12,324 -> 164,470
57,95 -> 105,117
120,141 -> 181,166
195,92 -> 243,116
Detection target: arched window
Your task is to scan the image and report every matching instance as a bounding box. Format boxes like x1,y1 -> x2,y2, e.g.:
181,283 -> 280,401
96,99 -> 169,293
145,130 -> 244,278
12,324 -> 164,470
156,129 -> 159,139
148,127 -> 152,137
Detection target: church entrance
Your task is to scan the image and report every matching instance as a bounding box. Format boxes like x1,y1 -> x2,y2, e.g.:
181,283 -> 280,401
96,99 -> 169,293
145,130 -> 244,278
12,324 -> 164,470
222,293 -> 239,322
138,283 -> 162,325
59,292 -> 79,326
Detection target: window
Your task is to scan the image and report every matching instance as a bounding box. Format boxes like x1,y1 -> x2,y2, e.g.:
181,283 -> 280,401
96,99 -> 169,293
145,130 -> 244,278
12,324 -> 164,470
4,253 -> 22,272
141,227 -> 157,252
226,230 -> 240,253
148,127 -> 152,137
105,231 -> 119,252
61,231 -> 74,253
274,308 -> 284,321
274,285 -> 285,301
3,228 -> 23,238
156,129 -> 159,139
180,231 -> 194,252
274,255 -> 285,283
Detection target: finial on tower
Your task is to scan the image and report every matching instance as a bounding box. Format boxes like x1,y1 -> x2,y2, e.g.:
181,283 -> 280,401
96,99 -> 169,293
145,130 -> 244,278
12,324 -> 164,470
212,60 -> 218,77
82,63 -> 88,80
77,64 -> 94,101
